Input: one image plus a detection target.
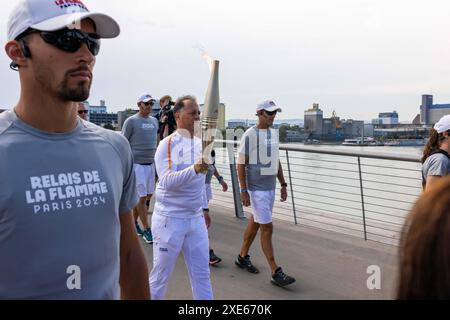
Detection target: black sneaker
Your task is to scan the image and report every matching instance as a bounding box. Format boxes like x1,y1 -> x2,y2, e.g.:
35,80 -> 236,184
209,249 -> 222,266
271,267 -> 296,287
235,255 -> 259,274
135,221 -> 144,237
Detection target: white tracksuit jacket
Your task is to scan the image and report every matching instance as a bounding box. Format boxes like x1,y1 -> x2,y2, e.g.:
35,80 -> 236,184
150,132 -> 212,300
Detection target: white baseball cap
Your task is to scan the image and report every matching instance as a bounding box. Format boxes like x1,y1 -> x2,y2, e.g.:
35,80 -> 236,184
7,0 -> 120,41
256,100 -> 282,113
137,94 -> 155,104
434,115 -> 450,133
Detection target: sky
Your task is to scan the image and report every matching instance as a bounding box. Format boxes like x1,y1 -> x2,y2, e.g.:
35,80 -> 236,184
1,0 -> 450,122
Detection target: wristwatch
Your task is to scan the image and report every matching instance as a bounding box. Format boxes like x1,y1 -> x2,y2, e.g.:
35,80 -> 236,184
281,183 -> 288,188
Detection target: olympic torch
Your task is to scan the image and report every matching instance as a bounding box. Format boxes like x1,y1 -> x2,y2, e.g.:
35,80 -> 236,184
202,60 -> 220,164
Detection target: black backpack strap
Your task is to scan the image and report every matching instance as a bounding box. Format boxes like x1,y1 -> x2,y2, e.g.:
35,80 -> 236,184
423,149 -> 450,188
430,149 -> 450,161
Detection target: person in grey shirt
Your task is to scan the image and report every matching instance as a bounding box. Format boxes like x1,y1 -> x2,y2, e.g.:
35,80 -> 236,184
1,0 -> 149,300
122,94 -> 159,244
235,100 -> 296,287
422,115 -> 450,191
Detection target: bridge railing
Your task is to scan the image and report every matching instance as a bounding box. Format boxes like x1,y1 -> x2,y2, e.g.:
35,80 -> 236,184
209,141 -> 422,246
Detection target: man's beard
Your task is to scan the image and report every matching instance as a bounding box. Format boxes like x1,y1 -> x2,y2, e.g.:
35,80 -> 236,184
58,77 -> 91,102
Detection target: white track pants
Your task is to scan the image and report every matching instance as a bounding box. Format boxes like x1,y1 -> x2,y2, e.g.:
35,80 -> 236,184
150,213 -> 213,300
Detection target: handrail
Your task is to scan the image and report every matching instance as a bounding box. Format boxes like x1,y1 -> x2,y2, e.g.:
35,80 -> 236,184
216,140 -> 422,163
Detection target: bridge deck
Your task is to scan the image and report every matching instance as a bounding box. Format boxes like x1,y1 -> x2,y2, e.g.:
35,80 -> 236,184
141,204 -> 398,300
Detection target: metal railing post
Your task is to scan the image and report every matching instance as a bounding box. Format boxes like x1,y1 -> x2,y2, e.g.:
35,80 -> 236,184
357,156 -> 368,241
227,143 -> 245,219
286,150 -> 298,225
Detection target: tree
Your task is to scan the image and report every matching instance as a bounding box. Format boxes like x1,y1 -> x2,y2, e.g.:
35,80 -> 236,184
279,125 -> 288,143
103,123 -> 115,131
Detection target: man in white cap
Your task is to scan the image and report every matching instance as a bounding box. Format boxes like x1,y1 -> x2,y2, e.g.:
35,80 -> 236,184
1,0 -> 149,299
422,114 -> 450,191
235,100 -> 296,287
122,94 -> 159,244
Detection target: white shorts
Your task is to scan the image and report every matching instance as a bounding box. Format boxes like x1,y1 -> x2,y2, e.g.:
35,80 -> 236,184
134,163 -> 156,198
248,190 -> 275,225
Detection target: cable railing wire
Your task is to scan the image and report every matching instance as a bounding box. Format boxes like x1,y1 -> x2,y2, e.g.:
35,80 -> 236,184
212,141 -> 422,246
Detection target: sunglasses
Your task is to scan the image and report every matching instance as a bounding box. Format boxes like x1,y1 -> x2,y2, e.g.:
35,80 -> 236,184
78,110 -> 89,114
264,110 -> 278,116
21,28 -> 101,56
143,101 -> 155,107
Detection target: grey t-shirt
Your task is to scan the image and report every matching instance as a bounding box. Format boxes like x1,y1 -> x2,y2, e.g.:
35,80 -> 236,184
238,127 -> 279,191
422,152 -> 450,181
121,114 -> 159,164
0,110 -> 138,300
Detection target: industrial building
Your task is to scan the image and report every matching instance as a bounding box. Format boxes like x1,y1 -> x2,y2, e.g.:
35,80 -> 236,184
304,103 -> 323,136
117,109 -> 139,130
420,95 -> 450,125
304,104 -> 364,140
373,111 -> 399,125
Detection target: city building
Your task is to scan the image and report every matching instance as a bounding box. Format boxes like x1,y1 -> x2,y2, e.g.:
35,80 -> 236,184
371,118 -> 382,125
364,124 -> 375,137
420,94 -> 450,125
304,105 -> 364,140
342,119 -> 364,138
378,111 -> 399,125
217,103 -> 226,131
227,121 -> 247,129
372,112 -> 399,126
322,118 -> 337,139
285,130 -> 306,143
412,114 -> 421,125
373,124 -> 429,140
200,103 -> 226,131
89,112 -> 118,127
117,109 -> 139,130
88,100 -> 107,114
304,103 -> 323,136
85,100 -> 118,128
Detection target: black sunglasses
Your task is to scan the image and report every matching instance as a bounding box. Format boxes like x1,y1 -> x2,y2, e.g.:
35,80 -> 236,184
41,29 -> 101,56
20,28 -> 101,56
143,101 -> 155,107
264,110 -> 278,116
78,110 -> 89,114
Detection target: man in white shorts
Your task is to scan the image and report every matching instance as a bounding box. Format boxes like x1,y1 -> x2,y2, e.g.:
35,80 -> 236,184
236,100 -> 296,287
122,94 -> 159,244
